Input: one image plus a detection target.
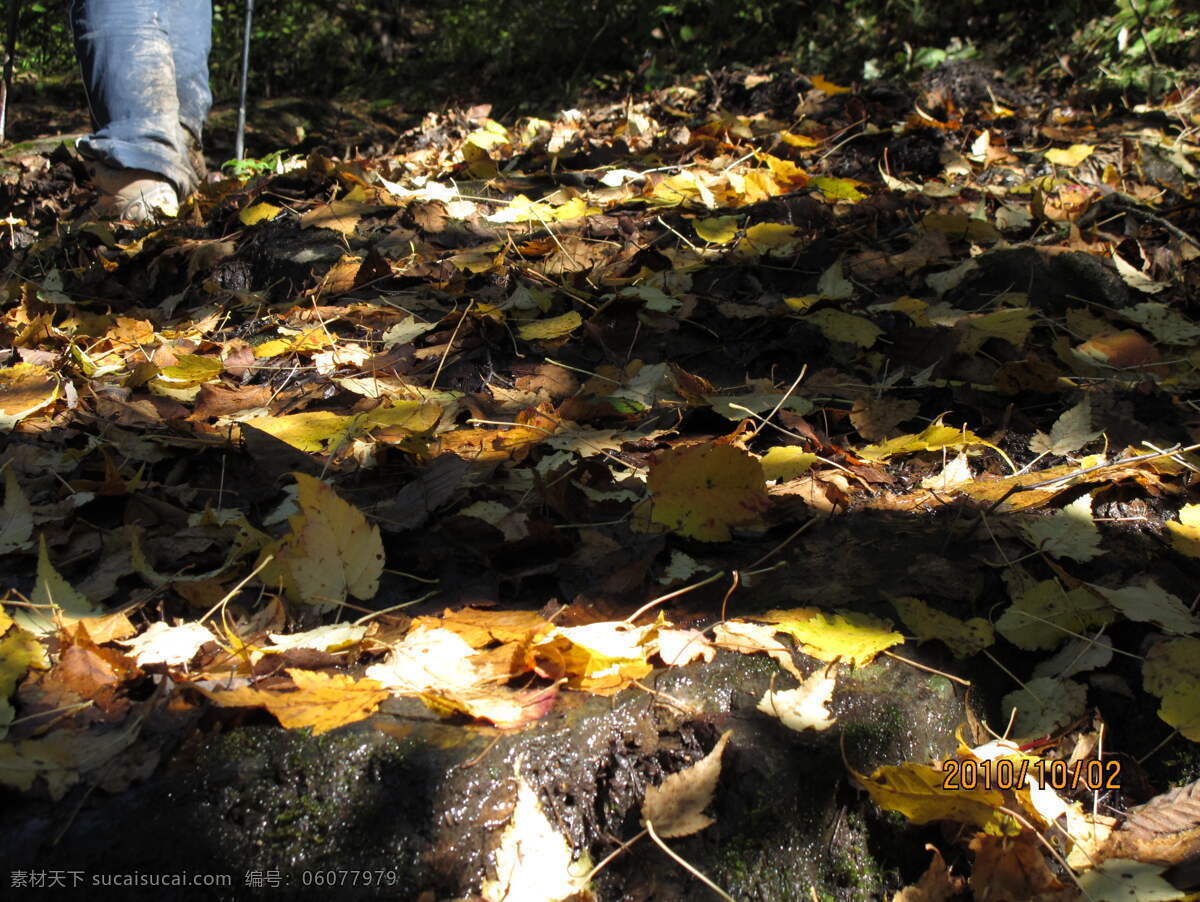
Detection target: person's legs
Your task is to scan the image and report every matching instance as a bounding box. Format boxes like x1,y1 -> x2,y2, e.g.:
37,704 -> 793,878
163,0 -> 212,150
69,0 -> 211,204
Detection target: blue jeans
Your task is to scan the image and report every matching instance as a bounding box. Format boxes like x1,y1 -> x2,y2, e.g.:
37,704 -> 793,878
70,0 -> 212,195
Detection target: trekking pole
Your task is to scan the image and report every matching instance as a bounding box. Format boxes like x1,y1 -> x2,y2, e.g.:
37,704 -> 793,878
234,0 -> 254,160
1,0 -> 18,144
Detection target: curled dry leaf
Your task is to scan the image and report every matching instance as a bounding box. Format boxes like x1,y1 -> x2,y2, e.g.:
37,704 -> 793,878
641,730 -> 732,838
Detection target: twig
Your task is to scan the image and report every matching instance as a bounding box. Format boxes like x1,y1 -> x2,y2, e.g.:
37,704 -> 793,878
749,366 -> 807,439
624,571 -> 726,623
718,570 -> 739,622
883,650 -> 972,686
430,299 -> 473,391
645,819 -> 737,902
199,554 -> 273,624
582,828 -> 647,883
743,517 -> 817,571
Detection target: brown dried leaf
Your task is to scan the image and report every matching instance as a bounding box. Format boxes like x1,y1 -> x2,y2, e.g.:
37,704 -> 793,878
641,730 -> 731,838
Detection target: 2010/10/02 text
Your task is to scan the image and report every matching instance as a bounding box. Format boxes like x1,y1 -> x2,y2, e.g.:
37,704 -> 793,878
941,757 -> 1121,792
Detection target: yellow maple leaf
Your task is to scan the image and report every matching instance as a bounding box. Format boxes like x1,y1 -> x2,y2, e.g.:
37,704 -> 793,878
858,422 -> 988,462
735,222 -> 803,258
758,607 -> 903,665
418,683 -> 558,729
759,446 -> 817,481
647,442 -> 769,541
851,761 -> 1019,835
891,596 -> 994,658
1167,503 -> 1200,558
810,74 -> 850,95
264,474 -> 383,610
1144,637 -> 1200,740
252,328 -> 332,359
209,669 -> 388,735
693,216 -> 739,244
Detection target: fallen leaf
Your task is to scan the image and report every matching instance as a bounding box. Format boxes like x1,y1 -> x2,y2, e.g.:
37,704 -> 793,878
208,668 -> 388,735
647,442 -> 769,541
759,608 -> 904,666
265,474 -> 384,610
1021,494 -> 1103,562
757,668 -> 837,732
890,596 -> 994,658
1000,676 -> 1088,739
642,730 -> 732,838
120,621 -> 214,667
851,761 -> 1018,835
482,766 -> 592,902
0,363 -> 59,429
0,467 -> 34,553
711,621 -> 804,679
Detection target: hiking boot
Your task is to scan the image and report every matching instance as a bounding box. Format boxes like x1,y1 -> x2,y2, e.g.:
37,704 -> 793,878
88,163 -> 180,221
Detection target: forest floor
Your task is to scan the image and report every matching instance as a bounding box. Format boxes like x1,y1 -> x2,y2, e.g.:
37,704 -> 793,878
4,54 -> 1200,900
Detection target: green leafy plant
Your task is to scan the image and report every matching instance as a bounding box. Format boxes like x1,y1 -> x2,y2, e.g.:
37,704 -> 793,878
221,149 -> 302,179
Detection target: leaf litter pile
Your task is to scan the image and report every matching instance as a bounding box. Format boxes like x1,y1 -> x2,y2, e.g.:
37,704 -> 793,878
4,64 -> 1200,898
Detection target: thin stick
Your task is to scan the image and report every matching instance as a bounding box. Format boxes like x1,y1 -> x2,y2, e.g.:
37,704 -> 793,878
645,819 -> 737,902
719,570 -> 739,622
744,518 -> 816,571
431,300 -> 473,390
882,650 -> 971,686
200,554 -> 273,625
234,0 -> 255,161
353,590 -> 440,624
0,0 -> 18,144
582,828 -> 647,883
750,366 -> 807,439
624,571 -> 725,624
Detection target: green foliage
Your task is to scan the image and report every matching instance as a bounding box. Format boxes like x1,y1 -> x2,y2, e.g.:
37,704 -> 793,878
221,149 -> 301,179
7,0 -> 1200,108
1072,0 -> 1200,96
9,1 -> 75,78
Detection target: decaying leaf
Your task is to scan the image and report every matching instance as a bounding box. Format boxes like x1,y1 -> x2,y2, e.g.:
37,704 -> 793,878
17,536 -> 102,636
482,766 -> 592,902
207,668 -> 388,735
892,847 -> 965,902
0,467 -> 33,553
1142,637 -> 1200,740
535,621 -> 655,694
120,621 -> 214,667
711,620 -> 803,679
1000,676 -> 1088,740
891,596 -> 994,658
264,473 -> 384,610
1020,494 -> 1103,563
851,761 -> 1019,836
642,730 -> 732,838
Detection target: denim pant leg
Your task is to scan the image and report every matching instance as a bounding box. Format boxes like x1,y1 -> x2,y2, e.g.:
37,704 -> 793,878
69,0 -> 212,196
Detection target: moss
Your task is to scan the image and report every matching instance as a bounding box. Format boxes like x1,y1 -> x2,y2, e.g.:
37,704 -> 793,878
1161,741 -> 1200,788
824,811 -> 897,897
